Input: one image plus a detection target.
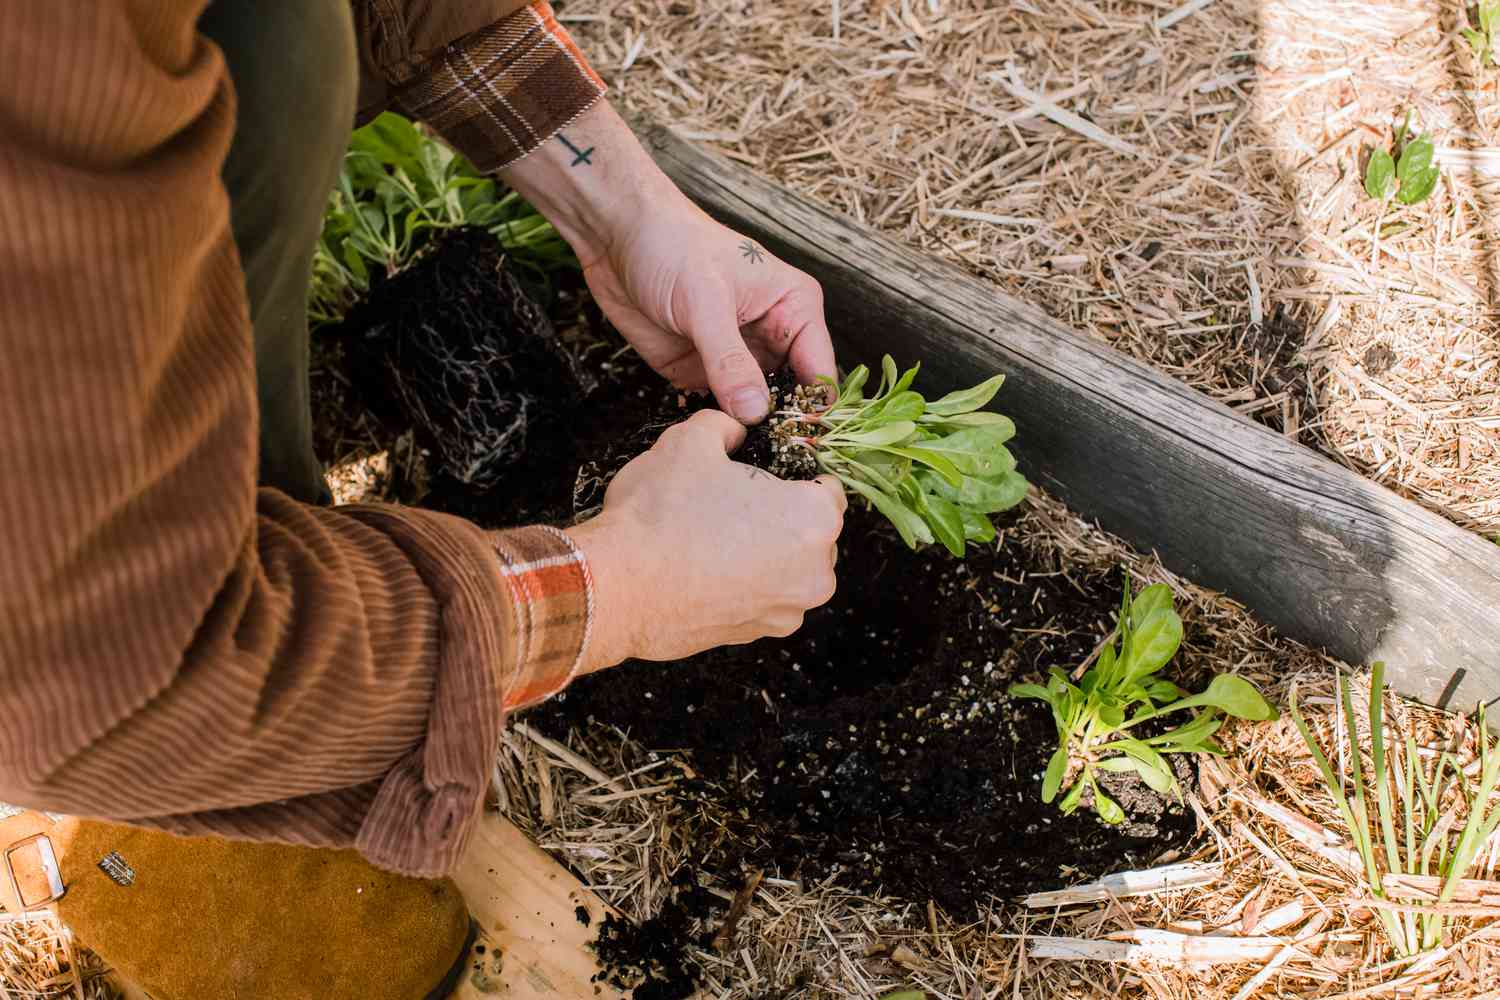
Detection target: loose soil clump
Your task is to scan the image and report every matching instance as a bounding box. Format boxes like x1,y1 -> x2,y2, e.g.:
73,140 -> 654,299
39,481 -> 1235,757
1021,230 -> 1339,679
324,226 -> 661,524
590,881 -> 719,1000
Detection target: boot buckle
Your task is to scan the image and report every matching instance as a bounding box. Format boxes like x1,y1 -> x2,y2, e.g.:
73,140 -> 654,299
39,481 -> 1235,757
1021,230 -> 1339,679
4,833 -> 65,911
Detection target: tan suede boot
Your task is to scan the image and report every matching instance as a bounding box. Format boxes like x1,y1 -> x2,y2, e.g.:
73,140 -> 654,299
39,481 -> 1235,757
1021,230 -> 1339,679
0,812 -> 474,1000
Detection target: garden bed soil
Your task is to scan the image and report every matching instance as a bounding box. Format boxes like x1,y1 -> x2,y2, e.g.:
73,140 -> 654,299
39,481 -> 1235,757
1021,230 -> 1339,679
318,229 -> 1199,919
533,503 -> 1196,912
322,226 -> 665,525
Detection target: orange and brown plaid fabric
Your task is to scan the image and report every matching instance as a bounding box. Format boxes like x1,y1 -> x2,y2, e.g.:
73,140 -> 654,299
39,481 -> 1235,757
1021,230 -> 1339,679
393,2 -> 607,172
492,526 -> 594,710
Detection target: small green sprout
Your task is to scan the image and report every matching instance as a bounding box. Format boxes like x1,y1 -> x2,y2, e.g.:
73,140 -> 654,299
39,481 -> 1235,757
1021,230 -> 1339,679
1364,111 -> 1440,209
1291,663 -> 1500,957
1011,578 -> 1277,824
1463,3 -> 1500,68
786,357 -> 1028,556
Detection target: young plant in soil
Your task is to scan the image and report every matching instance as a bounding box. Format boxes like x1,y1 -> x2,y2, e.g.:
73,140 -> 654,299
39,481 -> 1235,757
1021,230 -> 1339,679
311,111 -> 573,325
1464,3 -> 1500,69
1291,662 -> 1500,957
1364,110 -> 1440,210
769,356 -> 1028,556
1011,579 -> 1277,823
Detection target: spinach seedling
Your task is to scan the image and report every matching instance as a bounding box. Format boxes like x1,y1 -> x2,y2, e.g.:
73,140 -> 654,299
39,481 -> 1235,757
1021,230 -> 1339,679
1463,3 -> 1500,68
1011,579 -> 1277,824
1364,110 -> 1440,209
776,356 -> 1028,556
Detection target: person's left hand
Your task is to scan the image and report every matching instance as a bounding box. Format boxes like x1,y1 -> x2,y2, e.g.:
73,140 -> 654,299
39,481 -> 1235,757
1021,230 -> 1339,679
579,195 -> 836,424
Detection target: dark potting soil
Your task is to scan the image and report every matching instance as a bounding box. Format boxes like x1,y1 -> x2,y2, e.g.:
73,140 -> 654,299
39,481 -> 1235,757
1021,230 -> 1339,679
572,368 -> 816,518
319,225 -> 1198,930
590,883 -> 719,1000
532,501 -> 1198,913
324,226 -> 664,526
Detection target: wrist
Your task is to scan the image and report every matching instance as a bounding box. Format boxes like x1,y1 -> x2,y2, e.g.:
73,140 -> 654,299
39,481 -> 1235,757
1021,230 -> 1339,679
563,515 -> 639,674
498,99 -> 680,265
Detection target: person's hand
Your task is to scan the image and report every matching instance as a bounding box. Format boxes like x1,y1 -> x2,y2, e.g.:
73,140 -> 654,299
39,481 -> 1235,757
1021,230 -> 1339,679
581,197 -> 835,424
565,410 -> 845,670
498,101 -> 836,423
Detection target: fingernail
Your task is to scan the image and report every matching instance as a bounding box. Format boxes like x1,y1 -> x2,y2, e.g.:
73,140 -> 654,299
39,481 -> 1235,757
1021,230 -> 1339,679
730,389 -> 769,423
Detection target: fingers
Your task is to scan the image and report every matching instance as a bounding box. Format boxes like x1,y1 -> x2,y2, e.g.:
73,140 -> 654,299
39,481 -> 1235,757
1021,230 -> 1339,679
784,291 -> 838,389
680,408 -> 748,455
745,274 -> 838,389
812,474 -> 849,516
685,288 -> 772,424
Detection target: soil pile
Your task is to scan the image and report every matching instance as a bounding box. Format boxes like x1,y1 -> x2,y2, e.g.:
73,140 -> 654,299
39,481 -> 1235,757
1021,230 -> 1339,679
534,503 -> 1196,911
322,227 -> 1198,916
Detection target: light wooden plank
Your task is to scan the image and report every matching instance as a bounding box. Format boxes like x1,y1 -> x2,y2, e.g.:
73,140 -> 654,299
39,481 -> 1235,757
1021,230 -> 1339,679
637,121 -> 1500,711
1030,929 -> 1283,965
450,811 -> 621,999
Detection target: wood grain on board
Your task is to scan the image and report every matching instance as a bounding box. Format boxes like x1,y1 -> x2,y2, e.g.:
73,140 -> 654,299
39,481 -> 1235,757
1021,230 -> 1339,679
636,120 -> 1500,711
106,812 -> 620,1000
449,810 -> 621,999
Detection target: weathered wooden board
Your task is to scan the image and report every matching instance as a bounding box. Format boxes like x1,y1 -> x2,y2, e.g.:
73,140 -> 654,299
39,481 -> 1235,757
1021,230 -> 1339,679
450,810 -> 621,999
105,812 -> 621,1000
637,121 -> 1500,711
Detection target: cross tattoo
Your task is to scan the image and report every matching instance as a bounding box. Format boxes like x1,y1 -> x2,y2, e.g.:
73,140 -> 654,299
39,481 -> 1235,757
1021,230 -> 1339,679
557,133 -> 595,166
739,239 -> 766,263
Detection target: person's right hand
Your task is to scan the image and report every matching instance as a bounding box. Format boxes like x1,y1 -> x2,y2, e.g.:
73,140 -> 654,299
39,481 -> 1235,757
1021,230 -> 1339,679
565,410 -> 845,671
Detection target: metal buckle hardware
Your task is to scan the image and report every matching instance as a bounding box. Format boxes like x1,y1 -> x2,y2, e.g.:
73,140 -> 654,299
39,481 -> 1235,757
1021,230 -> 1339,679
3,833 -> 66,910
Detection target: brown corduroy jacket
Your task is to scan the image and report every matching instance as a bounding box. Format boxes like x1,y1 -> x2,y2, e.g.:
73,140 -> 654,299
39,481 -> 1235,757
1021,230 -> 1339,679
0,0 -> 604,877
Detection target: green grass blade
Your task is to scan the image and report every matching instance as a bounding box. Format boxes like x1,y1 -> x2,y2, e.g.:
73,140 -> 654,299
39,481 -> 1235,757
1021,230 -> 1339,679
1369,664 -> 1403,886
1402,735 -> 1418,876
1294,679 -> 1406,953
1442,709 -> 1500,905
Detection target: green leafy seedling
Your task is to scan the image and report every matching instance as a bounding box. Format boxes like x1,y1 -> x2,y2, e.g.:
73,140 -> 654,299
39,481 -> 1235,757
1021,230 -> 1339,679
1394,120 -> 1440,206
1463,3 -> 1500,68
1011,577 -> 1277,824
310,112 -> 573,325
1364,111 -> 1440,211
781,357 -> 1028,556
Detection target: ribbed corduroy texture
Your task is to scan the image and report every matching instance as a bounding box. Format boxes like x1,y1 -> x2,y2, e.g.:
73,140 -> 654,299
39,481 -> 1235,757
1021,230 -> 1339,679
0,0 -> 591,878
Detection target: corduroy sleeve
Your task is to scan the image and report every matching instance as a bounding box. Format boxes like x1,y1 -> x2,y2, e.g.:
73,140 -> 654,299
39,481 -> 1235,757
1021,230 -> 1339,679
0,0 -> 591,877
353,0 -> 607,172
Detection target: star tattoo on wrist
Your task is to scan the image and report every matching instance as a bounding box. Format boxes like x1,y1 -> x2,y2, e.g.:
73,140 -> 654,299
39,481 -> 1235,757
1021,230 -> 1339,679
739,239 -> 766,263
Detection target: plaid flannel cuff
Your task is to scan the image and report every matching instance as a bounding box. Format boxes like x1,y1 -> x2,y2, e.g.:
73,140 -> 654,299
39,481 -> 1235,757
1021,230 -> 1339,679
491,525 -> 593,710
393,1 -> 606,173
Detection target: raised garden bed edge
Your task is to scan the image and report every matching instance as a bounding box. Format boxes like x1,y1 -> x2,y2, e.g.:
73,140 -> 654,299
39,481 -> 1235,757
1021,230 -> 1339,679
636,119 -> 1500,713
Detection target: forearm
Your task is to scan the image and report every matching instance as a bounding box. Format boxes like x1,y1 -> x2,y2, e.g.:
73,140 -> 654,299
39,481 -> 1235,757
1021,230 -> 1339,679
496,99 -> 682,265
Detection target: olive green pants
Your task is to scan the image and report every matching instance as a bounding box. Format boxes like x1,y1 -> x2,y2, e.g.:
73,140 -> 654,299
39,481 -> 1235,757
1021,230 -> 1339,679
199,0 -> 356,504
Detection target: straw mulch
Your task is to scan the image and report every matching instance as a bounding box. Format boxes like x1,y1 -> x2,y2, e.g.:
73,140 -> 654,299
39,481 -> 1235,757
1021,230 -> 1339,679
0,912 -> 112,1000
562,0 -> 1500,536
497,486 -> 1500,1000
8,3 -> 1499,997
